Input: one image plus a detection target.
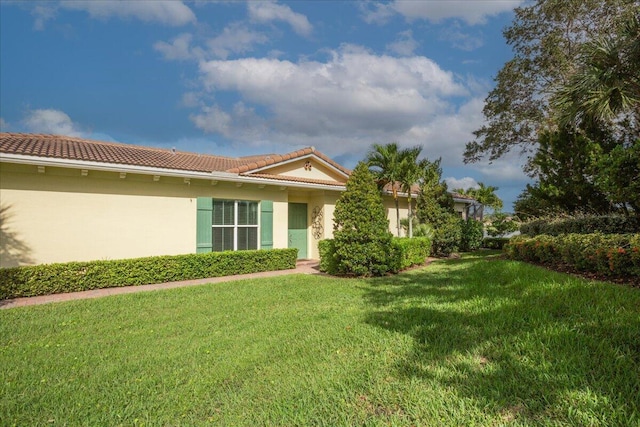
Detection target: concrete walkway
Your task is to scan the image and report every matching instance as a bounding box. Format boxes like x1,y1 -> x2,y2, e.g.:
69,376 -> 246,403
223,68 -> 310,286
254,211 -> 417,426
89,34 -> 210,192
0,260 -> 321,309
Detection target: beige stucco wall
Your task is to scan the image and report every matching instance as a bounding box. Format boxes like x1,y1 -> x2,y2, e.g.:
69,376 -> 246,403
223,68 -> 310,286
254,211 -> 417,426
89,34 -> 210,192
0,163 -> 292,267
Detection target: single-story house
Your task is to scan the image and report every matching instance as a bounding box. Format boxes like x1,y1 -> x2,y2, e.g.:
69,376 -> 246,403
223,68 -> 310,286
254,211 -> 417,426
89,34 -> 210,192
0,133 -> 477,267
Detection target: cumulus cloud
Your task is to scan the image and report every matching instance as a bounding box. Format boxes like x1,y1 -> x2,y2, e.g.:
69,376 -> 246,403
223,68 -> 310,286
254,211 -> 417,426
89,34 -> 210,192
154,33 -> 204,61
190,105 -> 232,136
362,0 -> 522,25
386,30 -> 419,56
207,23 -> 269,59
248,1 -> 312,36
445,177 -> 479,191
30,1 -> 196,29
185,46 -> 494,180
196,46 -> 466,138
22,109 -> 85,137
0,117 -> 9,131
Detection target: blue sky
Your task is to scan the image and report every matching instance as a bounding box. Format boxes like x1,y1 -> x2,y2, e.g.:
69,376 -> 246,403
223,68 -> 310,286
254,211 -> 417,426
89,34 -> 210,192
0,0 -> 531,210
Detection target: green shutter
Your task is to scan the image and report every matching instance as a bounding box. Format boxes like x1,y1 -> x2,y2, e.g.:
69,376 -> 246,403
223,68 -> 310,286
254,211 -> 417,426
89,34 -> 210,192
260,200 -> 273,249
196,198 -> 213,253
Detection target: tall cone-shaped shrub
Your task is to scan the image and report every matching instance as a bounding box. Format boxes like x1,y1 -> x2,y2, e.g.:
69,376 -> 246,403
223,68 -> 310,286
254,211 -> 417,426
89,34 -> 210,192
333,162 -> 395,276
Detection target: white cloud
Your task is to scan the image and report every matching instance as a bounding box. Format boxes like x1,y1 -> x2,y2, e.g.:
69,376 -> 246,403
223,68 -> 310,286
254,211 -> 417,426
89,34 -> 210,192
31,4 -> 57,30
476,156 -> 530,182
34,1 -> 196,28
206,23 -> 269,59
190,105 -> 232,136
248,1 -> 312,36
0,117 -> 9,131
197,46 -> 466,138
22,109 -> 85,137
362,0 -> 522,25
445,177 -> 479,191
386,30 -> 419,56
187,47 -> 488,171
154,33 -> 204,61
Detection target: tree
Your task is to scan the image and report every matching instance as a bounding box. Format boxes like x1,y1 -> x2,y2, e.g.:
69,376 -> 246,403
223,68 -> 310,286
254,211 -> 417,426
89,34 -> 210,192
596,141 -> 640,216
367,143 -> 424,237
366,143 -> 404,236
464,0 -> 638,167
553,13 -> 640,128
398,146 -> 423,238
333,162 -> 394,276
416,158 -> 454,228
452,182 -> 504,217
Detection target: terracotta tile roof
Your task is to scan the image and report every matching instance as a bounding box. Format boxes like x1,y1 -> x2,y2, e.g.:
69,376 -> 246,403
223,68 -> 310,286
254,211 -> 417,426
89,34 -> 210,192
0,133 -> 350,180
227,146 -> 351,176
451,192 -> 476,201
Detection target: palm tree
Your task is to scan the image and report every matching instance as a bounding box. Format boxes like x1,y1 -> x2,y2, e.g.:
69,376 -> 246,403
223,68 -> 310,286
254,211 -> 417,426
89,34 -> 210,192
554,13 -> 640,127
398,147 -> 423,238
366,143 -> 424,237
452,183 -> 503,220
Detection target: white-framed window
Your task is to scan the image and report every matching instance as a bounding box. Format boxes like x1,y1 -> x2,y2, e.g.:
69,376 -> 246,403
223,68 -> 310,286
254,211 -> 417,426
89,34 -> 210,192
212,199 -> 259,251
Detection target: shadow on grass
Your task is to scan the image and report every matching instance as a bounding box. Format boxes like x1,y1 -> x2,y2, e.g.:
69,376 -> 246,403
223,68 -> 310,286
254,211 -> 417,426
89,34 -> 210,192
361,253 -> 640,423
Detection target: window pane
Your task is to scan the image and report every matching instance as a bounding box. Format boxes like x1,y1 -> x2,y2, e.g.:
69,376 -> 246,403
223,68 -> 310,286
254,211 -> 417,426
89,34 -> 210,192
248,202 -> 258,225
238,201 -> 258,225
213,227 -> 234,251
238,201 -> 248,225
213,200 -> 235,226
213,200 -> 224,225
223,201 -> 234,225
238,227 -> 257,250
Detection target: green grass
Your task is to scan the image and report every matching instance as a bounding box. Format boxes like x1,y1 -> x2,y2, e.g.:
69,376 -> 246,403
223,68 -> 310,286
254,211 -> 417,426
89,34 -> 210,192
1,252 -> 639,426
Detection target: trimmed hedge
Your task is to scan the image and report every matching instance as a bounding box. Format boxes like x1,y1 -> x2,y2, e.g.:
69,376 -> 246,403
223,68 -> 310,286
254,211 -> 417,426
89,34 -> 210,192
505,233 -> 640,278
319,237 -> 431,275
520,215 -> 640,237
482,237 -> 511,250
0,249 -> 298,300
392,237 -> 432,270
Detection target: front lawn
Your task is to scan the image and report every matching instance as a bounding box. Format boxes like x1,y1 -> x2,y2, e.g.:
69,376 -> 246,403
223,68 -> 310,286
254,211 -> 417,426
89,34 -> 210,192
1,252 -> 638,426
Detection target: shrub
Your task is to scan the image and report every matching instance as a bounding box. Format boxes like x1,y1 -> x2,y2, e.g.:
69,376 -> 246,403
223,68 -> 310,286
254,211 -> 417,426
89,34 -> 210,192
333,162 -> 395,276
431,215 -> 463,257
393,237 -> 432,270
0,249 -> 297,300
505,233 -> 640,279
485,212 -> 520,237
460,219 -> 484,252
318,239 -> 338,275
482,237 -> 511,250
320,237 -> 431,275
520,215 -> 640,237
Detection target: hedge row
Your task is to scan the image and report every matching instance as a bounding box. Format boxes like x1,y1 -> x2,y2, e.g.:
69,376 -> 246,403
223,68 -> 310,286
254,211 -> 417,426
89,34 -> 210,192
482,237 -> 511,250
505,234 -> 640,278
520,215 -> 640,237
0,249 -> 298,300
319,237 -> 432,276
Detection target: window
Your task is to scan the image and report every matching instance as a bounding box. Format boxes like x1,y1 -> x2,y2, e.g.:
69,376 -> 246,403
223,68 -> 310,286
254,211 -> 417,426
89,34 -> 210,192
212,200 -> 258,251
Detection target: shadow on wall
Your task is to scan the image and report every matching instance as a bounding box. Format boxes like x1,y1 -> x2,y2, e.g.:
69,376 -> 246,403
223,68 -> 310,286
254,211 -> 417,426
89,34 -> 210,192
0,204 -> 34,267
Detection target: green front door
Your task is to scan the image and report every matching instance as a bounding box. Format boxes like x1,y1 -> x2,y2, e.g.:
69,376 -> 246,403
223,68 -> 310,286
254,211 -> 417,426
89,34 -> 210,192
288,203 -> 308,259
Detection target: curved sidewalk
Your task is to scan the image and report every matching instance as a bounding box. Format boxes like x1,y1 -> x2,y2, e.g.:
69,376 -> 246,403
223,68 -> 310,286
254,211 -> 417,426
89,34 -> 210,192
1,260 -> 320,309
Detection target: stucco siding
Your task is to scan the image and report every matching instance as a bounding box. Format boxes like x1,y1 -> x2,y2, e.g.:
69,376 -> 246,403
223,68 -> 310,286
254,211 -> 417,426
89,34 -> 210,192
0,163 -> 291,267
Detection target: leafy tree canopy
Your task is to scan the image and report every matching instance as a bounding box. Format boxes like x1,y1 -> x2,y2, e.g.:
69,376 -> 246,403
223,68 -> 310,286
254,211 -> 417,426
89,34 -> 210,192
464,0 -> 638,167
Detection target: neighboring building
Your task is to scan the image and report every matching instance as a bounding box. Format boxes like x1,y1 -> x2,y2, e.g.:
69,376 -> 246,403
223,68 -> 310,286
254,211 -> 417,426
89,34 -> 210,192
0,133 -> 476,267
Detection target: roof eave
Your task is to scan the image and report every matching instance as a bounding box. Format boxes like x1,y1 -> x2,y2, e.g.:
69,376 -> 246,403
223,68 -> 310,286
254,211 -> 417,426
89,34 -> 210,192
0,153 -> 347,191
